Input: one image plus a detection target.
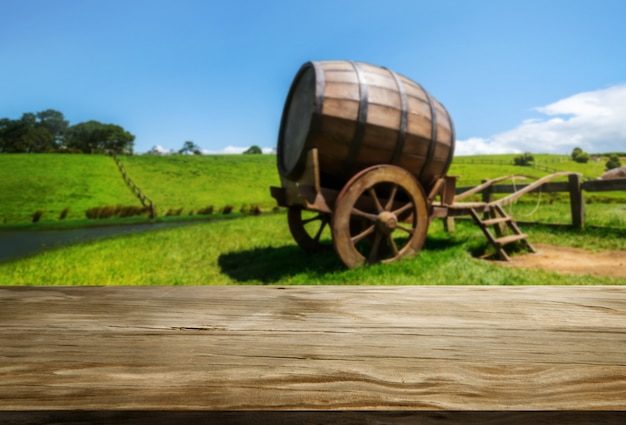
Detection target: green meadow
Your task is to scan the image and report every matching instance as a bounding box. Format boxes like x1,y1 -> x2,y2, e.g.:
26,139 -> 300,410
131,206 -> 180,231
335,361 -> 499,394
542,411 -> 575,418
0,152 -> 624,286
0,153 -> 279,224
1,214 -> 624,285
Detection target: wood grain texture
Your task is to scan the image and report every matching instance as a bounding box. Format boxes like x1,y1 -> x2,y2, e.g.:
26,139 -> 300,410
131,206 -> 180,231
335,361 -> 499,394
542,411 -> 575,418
1,286 -> 625,411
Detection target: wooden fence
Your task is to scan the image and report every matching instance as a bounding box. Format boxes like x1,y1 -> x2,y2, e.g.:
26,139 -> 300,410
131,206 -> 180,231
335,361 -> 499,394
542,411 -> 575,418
453,157 -> 581,176
455,174 -> 626,228
111,154 -> 156,218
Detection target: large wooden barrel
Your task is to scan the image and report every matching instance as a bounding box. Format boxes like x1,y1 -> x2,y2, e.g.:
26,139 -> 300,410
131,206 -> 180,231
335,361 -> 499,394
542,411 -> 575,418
277,61 -> 455,192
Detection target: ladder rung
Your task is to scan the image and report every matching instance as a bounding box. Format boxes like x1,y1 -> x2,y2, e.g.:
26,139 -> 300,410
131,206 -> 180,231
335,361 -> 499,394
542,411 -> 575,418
496,234 -> 528,246
483,217 -> 512,226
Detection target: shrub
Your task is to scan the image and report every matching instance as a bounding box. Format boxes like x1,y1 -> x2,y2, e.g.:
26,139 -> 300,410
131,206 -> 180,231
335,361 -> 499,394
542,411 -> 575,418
197,206 -> 214,215
571,147 -> 583,160
85,205 -> 150,219
99,205 -> 117,219
221,205 -> 234,214
164,208 -> 183,216
32,210 -> 46,223
574,152 -> 590,163
606,154 -> 622,170
59,207 -> 70,220
243,145 -> 262,154
514,152 -> 534,166
118,206 -> 149,218
251,205 -> 262,215
85,207 -> 99,219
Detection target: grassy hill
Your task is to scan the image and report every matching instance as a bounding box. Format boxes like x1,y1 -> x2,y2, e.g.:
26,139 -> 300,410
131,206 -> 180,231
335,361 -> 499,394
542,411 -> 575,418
0,154 -> 137,223
0,153 -> 281,224
0,152 -> 622,225
120,154 -> 280,216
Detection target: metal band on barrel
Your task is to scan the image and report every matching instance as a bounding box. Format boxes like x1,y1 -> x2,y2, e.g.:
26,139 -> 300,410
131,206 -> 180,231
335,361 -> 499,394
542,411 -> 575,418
441,116 -> 455,177
307,62 -> 325,165
344,61 -> 368,178
418,83 -> 438,180
388,69 -> 408,166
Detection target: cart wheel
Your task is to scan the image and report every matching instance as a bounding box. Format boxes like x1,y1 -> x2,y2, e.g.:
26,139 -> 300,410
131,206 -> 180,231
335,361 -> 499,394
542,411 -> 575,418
332,165 -> 429,268
287,207 -> 333,253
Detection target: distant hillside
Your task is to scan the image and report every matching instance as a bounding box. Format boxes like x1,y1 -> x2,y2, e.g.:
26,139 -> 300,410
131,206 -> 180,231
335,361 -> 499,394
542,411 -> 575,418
120,154 -> 280,214
0,154 -> 137,223
0,153 -> 281,224
0,152 -> 617,224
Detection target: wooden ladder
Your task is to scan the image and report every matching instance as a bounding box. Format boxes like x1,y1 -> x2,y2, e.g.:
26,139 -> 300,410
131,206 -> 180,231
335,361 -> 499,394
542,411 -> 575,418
469,204 -> 536,261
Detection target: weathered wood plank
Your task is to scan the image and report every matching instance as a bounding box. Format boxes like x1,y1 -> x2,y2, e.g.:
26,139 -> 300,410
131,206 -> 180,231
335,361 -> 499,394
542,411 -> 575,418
0,286 -> 625,412
583,177 -> 626,192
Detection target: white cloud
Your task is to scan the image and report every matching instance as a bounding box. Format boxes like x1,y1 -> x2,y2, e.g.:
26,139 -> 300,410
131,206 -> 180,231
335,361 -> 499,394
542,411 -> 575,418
153,145 -> 173,154
222,145 -> 248,154
455,84 -> 626,156
201,145 -> 276,155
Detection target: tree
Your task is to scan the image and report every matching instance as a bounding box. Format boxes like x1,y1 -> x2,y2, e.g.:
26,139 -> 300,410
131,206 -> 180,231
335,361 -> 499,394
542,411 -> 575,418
178,141 -> 201,155
19,127 -> 56,153
0,109 -> 68,153
513,152 -> 534,166
571,147 -> 583,160
574,152 -> 590,163
243,145 -> 262,154
606,154 -> 622,170
65,121 -> 135,154
35,109 -> 68,146
0,117 -> 27,153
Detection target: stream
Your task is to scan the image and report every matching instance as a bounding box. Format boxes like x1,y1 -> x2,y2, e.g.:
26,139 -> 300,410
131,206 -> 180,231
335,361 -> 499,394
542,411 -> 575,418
0,221 -> 198,263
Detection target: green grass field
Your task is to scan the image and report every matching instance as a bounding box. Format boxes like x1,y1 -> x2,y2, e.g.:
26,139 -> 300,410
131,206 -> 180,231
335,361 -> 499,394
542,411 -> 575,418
120,154 -> 280,215
1,152 -> 623,225
0,154 -> 138,223
1,213 -> 623,286
0,152 -> 624,286
0,153 -> 281,224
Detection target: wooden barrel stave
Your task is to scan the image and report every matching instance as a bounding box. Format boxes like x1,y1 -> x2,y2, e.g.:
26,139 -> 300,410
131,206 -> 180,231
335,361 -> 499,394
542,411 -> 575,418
277,60 -> 455,192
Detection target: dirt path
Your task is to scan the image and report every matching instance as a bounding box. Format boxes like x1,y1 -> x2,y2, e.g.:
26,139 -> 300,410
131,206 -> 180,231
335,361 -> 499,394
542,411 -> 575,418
501,243 -> 626,279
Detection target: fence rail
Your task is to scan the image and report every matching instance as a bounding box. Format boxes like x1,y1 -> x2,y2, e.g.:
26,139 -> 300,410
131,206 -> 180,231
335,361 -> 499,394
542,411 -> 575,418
452,157 -> 591,179
111,154 -> 156,218
454,174 -> 626,228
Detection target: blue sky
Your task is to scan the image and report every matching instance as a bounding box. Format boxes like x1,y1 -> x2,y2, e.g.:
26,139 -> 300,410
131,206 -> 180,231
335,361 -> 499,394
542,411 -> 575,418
2,0 -> 625,155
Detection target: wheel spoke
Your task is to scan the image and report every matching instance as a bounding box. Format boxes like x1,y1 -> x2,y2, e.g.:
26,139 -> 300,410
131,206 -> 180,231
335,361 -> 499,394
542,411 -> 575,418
384,184 -> 398,211
388,235 -> 400,257
351,207 -> 378,222
368,187 -> 384,213
332,165 -> 428,269
393,202 -> 414,217
396,223 -> 415,235
301,213 -> 323,225
313,219 -> 328,242
368,231 -> 384,263
351,225 -> 375,244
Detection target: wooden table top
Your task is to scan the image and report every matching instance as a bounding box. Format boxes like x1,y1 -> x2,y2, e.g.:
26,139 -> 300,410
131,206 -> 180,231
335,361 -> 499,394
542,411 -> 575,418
1,285 -> 625,422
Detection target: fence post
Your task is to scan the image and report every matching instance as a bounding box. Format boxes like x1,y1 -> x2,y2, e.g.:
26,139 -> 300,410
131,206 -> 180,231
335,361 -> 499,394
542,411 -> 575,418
481,179 -> 492,219
568,173 -> 585,229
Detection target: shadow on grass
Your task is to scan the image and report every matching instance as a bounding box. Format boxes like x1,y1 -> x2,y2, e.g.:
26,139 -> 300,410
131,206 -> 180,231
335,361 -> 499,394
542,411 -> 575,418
218,233 -> 473,284
218,245 -> 343,284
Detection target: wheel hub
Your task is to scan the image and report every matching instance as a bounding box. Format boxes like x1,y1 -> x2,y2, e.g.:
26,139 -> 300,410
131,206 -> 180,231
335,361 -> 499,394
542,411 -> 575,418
377,211 -> 398,234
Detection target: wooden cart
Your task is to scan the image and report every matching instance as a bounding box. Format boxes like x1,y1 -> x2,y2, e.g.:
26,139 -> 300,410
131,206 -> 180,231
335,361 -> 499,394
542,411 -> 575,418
270,60 -> 553,268
271,147 -> 455,268
270,60 -> 458,268
271,150 -> 571,268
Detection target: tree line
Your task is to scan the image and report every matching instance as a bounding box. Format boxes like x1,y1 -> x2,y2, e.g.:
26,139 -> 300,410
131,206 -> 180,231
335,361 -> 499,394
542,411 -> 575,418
0,109 -> 135,154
